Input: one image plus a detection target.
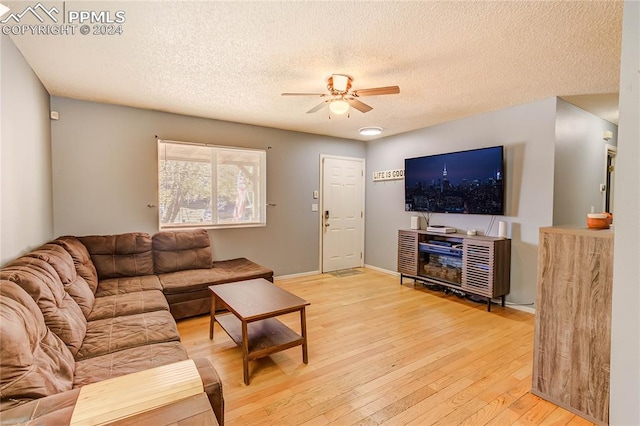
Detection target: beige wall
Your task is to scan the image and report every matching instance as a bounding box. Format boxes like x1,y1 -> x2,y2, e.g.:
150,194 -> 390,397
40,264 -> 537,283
0,35 -> 53,265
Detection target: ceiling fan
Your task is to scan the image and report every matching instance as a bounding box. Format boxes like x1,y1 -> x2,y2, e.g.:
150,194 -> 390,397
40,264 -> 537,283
282,74 -> 400,115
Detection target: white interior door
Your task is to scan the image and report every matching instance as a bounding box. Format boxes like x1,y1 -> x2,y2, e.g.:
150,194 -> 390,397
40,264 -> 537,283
321,156 -> 364,273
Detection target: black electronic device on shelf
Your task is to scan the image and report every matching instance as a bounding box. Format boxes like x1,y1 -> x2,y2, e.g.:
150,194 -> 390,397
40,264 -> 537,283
418,241 -> 462,257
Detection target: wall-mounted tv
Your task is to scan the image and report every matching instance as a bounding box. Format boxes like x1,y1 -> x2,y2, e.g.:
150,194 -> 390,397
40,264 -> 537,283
405,146 -> 505,215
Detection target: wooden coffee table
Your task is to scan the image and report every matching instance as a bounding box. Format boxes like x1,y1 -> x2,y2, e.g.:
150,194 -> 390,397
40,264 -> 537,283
209,278 -> 310,385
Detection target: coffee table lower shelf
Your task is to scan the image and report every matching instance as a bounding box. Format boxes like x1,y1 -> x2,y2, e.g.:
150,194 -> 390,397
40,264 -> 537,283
209,279 -> 310,385
215,313 -> 305,361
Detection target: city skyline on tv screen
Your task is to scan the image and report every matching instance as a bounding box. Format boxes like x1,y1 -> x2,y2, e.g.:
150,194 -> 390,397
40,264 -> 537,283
404,146 -> 504,215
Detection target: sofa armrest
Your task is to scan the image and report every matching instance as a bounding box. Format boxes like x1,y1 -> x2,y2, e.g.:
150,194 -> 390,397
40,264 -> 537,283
0,359 -> 224,426
193,357 -> 225,426
0,388 -> 80,425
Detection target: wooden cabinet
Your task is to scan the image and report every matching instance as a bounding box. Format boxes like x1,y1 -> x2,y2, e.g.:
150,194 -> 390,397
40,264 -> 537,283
463,238 -> 511,300
398,230 -> 511,311
532,226 -> 613,425
398,230 -> 419,276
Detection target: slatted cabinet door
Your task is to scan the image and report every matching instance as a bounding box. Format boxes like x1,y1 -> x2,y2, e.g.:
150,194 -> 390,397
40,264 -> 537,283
397,230 -> 419,276
461,238 -> 511,299
462,239 -> 494,297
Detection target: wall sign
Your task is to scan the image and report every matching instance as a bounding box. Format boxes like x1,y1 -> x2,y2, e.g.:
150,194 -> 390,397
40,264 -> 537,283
373,169 -> 404,181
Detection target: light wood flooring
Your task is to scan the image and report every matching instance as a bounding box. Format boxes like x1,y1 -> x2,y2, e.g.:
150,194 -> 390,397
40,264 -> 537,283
177,269 -> 595,426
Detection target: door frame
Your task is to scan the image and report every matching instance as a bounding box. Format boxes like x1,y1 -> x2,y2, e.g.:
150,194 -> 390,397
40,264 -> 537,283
604,143 -> 617,213
318,154 -> 366,273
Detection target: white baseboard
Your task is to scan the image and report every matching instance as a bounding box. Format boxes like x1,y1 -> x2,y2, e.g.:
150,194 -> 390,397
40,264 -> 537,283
364,264 -> 399,276
278,266 -> 398,280
506,304 -> 536,315
275,270 -> 321,281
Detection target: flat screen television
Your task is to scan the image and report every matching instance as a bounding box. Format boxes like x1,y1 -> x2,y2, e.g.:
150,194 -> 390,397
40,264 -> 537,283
404,145 -> 505,215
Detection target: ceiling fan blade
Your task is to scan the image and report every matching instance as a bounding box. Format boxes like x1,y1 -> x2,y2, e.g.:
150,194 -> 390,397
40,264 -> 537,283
281,92 -> 328,97
307,100 -> 329,113
347,98 -> 373,113
352,86 -> 400,97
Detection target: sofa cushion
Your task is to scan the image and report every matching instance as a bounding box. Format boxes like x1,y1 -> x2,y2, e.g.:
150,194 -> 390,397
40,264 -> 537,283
79,233 -> 154,279
152,229 -> 213,274
165,290 -> 212,320
95,275 -> 162,297
73,341 -> 188,387
26,244 -> 76,284
26,243 -> 95,318
0,258 -> 87,356
159,257 -> 274,295
88,289 -> 168,321
0,281 -> 75,411
53,236 -> 99,295
75,310 -> 180,361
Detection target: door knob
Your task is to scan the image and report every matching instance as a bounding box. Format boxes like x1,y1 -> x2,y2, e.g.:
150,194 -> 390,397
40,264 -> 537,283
324,223 -> 330,227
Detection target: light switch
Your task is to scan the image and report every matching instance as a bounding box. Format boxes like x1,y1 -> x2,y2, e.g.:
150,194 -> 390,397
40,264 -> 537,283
313,190 -> 319,199
311,204 -> 318,212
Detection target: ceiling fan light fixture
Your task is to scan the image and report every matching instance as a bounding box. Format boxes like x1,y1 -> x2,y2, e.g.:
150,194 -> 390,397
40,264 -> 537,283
359,127 -> 383,136
331,74 -> 350,92
329,99 -> 350,115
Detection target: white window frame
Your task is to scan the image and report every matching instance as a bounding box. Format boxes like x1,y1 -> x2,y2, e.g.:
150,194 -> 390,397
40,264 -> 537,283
157,139 -> 267,230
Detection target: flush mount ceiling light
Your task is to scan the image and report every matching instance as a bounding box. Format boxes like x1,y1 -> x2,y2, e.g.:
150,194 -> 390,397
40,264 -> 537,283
329,99 -> 350,115
359,127 -> 383,136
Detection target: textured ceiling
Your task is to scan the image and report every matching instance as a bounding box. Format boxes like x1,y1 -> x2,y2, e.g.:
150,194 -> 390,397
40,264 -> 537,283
5,0 -> 623,140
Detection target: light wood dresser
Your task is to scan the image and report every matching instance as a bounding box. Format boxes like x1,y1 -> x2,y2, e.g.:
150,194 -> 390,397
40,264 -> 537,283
533,226 -> 613,425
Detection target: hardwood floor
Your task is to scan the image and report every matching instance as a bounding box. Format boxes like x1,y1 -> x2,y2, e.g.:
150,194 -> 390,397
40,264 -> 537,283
177,269 -> 594,426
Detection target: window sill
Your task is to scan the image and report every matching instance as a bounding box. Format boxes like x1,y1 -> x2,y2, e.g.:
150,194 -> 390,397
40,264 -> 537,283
159,223 -> 266,231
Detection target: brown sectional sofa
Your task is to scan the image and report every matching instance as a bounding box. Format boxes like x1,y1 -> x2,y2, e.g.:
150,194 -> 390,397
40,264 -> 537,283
0,228 -> 273,425
150,230 -> 274,319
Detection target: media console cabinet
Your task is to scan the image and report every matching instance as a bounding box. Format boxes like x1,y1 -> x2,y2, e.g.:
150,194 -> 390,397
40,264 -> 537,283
397,229 -> 511,311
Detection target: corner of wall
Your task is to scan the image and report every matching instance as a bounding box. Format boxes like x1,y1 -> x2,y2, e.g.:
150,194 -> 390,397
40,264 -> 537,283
0,35 -> 53,265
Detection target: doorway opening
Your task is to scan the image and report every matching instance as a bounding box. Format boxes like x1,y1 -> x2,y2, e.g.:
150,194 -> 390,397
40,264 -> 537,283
605,144 -> 616,213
